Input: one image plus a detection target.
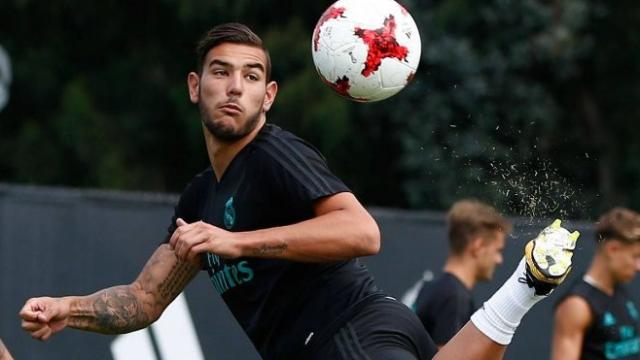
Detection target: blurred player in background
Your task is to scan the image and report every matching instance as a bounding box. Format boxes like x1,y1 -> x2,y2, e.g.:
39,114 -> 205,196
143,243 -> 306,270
413,199 -> 511,347
20,22 -> 580,360
552,207 -> 640,360
0,338 -> 14,360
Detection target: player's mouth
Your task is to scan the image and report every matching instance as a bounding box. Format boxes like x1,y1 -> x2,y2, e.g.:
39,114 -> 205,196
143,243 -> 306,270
219,103 -> 243,115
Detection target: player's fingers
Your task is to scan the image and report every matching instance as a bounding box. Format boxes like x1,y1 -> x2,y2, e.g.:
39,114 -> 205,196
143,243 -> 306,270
170,220 -> 197,249
37,304 -> 59,323
177,238 -> 199,260
169,228 -> 179,249
175,234 -> 189,260
19,306 -> 40,322
178,232 -> 209,260
19,298 -> 48,321
187,242 -> 211,262
40,327 -> 54,341
169,223 -> 186,249
174,225 -> 205,257
30,325 -> 51,341
22,319 -> 45,332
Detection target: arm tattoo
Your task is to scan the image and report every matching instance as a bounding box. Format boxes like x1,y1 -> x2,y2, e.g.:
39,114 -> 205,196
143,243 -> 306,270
69,246 -> 197,334
251,243 -> 288,256
68,286 -> 151,334
158,260 -> 197,300
91,287 -> 150,334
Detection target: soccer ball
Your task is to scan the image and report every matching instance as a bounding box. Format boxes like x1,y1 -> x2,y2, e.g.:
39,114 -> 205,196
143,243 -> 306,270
312,0 -> 421,102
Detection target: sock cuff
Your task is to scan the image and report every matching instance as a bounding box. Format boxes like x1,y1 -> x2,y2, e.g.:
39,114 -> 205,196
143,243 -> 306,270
471,302 -> 518,345
470,258 -> 546,345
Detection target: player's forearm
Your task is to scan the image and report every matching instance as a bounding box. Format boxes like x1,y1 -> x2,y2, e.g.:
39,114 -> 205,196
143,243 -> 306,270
0,339 -> 13,360
238,207 -> 380,262
66,246 -> 199,334
66,283 -> 156,334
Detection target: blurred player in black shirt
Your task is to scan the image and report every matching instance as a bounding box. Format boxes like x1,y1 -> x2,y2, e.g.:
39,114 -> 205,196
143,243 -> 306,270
413,200 -> 511,347
552,208 -> 640,360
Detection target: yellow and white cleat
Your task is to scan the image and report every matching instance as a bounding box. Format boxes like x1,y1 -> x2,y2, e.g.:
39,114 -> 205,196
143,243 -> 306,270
524,219 -> 580,295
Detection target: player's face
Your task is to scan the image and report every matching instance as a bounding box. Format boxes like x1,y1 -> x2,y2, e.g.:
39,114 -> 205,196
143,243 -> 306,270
187,43 -> 277,142
609,241 -> 640,284
476,230 -> 506,281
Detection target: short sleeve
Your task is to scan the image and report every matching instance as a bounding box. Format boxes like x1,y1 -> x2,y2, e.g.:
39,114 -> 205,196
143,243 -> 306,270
252,133 -> 350,208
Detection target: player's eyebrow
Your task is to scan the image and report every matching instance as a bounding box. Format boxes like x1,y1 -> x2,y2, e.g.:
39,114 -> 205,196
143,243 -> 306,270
208,59 -> 265,74
244,62 -> 265,74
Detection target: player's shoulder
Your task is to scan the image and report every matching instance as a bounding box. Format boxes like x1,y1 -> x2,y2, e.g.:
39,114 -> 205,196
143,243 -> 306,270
554,295 -> 592,328
186,167 -> 213,189
556,294 -> 591,311
251,123 -> 328,165
170,167 -> 213,226
556,278 -> 593,302
437,272 -> 467,293
578,279 -> 615,304
179,167 -> 213,199
422,273 -> 462,302
555,278 -> 594,312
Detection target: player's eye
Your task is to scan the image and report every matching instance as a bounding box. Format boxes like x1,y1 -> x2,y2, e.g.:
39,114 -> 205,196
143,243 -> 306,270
212,69 -> 228,76
246,73 -> 260,81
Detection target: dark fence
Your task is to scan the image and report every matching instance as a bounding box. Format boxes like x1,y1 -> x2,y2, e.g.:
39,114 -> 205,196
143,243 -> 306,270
0,183 -> 628,359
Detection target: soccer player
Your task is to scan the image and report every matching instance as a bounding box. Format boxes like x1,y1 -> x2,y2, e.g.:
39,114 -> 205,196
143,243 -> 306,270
551,207 -> 640,360
20,23 -> 580,360
0,338 -> 14,360
413,199 -> 511,347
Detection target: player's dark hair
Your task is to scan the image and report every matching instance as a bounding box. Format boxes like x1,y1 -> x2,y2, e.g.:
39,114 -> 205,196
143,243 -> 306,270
595,207 -> 640,245
195,23 -> 272,81
447,199 -> 512,255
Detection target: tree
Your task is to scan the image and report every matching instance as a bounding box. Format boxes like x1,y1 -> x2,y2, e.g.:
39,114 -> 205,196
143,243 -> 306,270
1,0 -> 639,218
394,0 -> 639,219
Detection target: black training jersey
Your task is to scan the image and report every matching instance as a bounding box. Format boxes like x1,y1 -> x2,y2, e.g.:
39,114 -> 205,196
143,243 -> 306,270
557,278 -> 640,360
166,124 -> 381,359
412,272 -> 474,345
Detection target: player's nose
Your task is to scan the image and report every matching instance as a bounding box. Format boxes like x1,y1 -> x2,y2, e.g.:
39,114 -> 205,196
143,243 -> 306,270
227,72 -> 243,96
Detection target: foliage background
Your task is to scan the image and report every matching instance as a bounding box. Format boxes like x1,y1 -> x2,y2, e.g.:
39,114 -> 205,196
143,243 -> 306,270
1,0 -> 639,220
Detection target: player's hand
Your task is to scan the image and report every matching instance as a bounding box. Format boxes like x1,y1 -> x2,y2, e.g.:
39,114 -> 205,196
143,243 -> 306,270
19,297 -> 70,341
169,218 -> 242,261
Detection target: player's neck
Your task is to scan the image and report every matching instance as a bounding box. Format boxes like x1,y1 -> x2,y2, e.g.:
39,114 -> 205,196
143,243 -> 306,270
586,258 -> 616,295
204,119 -> 265,180
444,257 -> 476,290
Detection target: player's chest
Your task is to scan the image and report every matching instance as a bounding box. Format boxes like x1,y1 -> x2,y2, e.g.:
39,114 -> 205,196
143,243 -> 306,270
593,298 -> 640,347
199,175 -> 271,232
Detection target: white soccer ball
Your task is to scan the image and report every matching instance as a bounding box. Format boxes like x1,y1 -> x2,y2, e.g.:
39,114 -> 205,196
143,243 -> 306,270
312,0 -> 421,102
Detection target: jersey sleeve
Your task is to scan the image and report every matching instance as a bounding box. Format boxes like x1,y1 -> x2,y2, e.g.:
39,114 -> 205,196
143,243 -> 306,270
253,134 -> 350,207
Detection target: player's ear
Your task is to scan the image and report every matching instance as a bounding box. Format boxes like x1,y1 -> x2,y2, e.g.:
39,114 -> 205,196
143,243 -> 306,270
262,81 -> 278,112
469,236 -> 484,256
603,240 -> 621,257
187,72 -> 200,103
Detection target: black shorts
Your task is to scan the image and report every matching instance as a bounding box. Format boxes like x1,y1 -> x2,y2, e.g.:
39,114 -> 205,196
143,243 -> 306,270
304,296 -> 438,360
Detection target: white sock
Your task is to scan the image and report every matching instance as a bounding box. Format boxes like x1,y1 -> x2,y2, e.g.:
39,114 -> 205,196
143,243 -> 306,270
470,258 -> 547,345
